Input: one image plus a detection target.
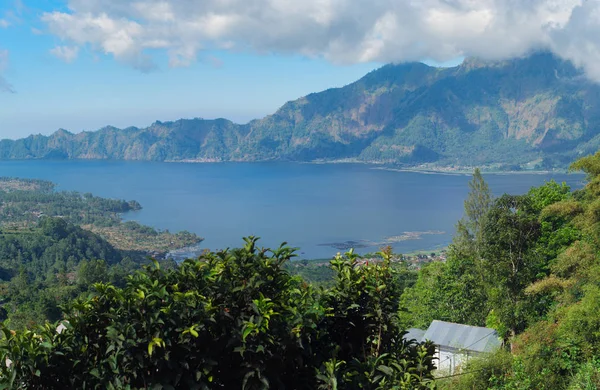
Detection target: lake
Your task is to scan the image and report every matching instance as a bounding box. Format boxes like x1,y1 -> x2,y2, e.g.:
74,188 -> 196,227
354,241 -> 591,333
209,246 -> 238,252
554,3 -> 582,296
0,160 -> 584,259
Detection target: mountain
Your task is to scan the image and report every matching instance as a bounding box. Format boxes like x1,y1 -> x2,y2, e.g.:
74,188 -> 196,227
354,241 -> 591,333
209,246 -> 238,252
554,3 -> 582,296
3,52 -> 600,170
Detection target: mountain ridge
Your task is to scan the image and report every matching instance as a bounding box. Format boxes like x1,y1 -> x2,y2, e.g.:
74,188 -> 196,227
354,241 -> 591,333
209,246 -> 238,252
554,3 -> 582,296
3,52 -> 599,170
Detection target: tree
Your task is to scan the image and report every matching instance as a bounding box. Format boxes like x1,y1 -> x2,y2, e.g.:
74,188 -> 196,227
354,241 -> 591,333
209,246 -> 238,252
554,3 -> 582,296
450,168 -> 492,316
0,238 -> 436,389
76,259 -> 108,286
321,249 -> 436,389
465,169 -> 492,234
456,168 -> 493,257
400,169 -> 491,329
481,195 -> 542,341
401,256 -> 488,329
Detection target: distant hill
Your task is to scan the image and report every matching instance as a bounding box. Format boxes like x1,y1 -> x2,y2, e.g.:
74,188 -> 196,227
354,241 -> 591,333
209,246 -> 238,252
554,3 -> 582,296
3,52 -> 600,170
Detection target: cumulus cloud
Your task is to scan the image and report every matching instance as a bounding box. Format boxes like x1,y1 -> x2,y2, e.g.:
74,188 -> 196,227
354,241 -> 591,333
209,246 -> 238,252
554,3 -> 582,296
50,45 -> 80,63
547,1 -> 600,81
38,0 -> 600,80
0,50 -> 14,93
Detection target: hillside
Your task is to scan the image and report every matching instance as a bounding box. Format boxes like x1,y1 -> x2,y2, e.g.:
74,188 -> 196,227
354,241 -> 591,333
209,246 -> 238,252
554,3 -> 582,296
3,52 -> 600,170
0,177 -> 202,328
0,177 -> 201,256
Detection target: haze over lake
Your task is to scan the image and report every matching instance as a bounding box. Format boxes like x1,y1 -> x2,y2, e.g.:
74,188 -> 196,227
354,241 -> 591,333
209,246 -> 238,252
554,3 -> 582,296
0,161 -> 583,258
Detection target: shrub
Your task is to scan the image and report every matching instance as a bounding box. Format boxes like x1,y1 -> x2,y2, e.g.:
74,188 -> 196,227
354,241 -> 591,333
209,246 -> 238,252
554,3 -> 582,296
0,238 -> 436,389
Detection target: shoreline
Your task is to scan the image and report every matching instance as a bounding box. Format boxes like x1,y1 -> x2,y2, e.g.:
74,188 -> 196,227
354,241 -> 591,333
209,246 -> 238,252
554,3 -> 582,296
372,166 -> 572,176
306,159 -> 572,175
1,157 -> 578,176
163,158 -> 575,176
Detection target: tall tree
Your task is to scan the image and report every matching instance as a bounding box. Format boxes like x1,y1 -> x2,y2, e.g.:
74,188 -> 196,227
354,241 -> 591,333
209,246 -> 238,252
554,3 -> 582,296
400,169 -> 492,329
481,195 -> 542,341
457,168 -> 493,255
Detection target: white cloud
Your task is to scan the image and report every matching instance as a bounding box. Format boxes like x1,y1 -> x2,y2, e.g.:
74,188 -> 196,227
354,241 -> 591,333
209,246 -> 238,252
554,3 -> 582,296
38,0 -> 600,81
0,50 -> 15,93
50,45 -> 80,63
547,1 -> 600,81
0,19 -> 9,28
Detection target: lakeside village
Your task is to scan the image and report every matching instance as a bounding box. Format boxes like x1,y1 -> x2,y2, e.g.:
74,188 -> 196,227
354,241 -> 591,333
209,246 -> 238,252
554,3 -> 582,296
292,248 -> 448,270
357,249 -> 448,269
391,249 -> 448,269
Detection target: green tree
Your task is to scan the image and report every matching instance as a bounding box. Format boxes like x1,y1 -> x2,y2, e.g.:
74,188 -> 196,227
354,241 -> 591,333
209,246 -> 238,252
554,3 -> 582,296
400,169 -> 491,328
0,238 -> 436,390
463,168 -> 493,243
321,249 -> 436,389
481,195 -> 542,341
452,168 -> 493,259
76,259 -> 108,286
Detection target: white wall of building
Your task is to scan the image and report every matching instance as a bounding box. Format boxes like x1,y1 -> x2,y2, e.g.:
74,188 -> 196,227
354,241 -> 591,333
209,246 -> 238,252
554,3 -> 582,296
435,348 -> 471,376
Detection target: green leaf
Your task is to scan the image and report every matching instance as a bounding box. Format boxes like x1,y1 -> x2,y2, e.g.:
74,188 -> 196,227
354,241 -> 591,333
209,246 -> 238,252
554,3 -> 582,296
377,365 -> 394,376
89,368 -> 101,378
242,327 -> 253,341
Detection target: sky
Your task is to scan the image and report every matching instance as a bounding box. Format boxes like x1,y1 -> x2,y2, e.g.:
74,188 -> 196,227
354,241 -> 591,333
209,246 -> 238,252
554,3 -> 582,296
1,0 -> 599,140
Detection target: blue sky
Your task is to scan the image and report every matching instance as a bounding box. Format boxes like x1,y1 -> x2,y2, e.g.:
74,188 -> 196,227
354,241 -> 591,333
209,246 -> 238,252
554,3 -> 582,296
0,0 -> 595,140
0,1 -> 386,139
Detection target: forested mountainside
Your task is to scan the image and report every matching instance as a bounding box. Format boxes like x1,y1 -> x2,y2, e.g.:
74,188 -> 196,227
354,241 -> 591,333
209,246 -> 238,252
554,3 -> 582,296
4,52 -> 600,169
0,177 -> 201,328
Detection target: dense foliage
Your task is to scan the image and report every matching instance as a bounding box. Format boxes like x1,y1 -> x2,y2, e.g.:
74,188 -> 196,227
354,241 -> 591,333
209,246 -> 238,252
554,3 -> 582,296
0,177 -> 201,255
0,217 -> 122,274
0,177 -> 140,227
0,178 -> 202,329
0,217 -> 144,328
0,238 -> 436,389
399,153 -> 600,389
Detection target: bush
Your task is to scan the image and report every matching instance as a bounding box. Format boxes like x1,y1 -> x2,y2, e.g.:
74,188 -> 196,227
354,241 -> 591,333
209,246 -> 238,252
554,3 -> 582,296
437,350 -> 513,390
0,238 -> 436,389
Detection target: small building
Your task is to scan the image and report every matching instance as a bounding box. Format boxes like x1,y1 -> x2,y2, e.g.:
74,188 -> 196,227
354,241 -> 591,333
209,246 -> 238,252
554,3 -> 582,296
404,327 -> 426,342
404,320 -> 501,375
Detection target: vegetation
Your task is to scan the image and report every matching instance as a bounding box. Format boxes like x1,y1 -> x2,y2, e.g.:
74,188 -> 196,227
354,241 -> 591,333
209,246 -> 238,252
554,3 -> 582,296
0,216 -> 145,329
285,251 -> 429,290
6,149 -> 600,387
86,221 -> 201,254
399,151 -> 600,389
0,177 -> 201,254
1,53 -> 599,170
284,258 -> 336,288
0,177 -> 200,329
0,177 -> 54,193
0,178 -> 140,228
0,239 -> 436,389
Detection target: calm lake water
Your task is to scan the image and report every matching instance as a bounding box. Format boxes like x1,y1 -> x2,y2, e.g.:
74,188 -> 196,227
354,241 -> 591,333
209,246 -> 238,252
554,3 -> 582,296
0,160 -> 584,259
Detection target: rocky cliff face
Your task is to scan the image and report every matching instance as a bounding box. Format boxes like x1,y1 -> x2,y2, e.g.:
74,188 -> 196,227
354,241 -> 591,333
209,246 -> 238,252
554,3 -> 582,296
3,52 -> 599,170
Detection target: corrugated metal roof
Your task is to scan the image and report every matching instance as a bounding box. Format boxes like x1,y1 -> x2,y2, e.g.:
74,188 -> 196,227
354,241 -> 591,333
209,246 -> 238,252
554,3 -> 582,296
404,328 -> 426,342
422,320 -> 501,353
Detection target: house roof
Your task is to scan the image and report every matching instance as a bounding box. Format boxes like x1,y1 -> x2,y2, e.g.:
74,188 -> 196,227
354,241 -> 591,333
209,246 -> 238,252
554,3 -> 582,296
404,328 -> 426,342
422,320 -> 501,353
